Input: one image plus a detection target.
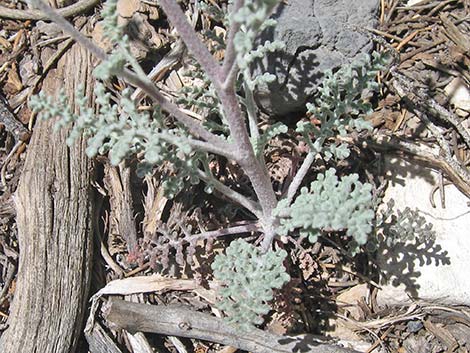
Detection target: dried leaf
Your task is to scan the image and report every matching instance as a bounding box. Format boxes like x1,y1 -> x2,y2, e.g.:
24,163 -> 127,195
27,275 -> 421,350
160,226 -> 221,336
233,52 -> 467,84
141,3 -> 159,20
142,175 -> 167,235
298,251 -> 316,280
423,319 -> 460,351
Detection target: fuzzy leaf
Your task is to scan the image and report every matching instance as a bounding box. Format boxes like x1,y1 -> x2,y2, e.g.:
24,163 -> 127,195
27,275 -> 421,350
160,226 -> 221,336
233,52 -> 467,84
212,239 -> 290,330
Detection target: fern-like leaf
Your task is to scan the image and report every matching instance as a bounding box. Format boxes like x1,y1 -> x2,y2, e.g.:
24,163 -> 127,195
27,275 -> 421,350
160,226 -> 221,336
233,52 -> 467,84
212,239 -> 290,330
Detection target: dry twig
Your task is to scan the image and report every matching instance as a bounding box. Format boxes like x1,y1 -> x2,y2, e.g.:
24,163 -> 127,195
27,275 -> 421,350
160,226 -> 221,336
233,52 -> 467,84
0,0 -> 100,20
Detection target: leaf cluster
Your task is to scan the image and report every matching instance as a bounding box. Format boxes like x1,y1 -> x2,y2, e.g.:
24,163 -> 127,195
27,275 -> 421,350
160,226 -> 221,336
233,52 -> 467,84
212,239 -> 290,330
276,168 -> 375,246
29,84 -> 201,198
297,52 -> 391,160
139,222 -> 213,271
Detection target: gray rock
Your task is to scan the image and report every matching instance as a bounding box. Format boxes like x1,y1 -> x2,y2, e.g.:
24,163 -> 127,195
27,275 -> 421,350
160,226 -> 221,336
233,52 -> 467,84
253,0 -> 379,116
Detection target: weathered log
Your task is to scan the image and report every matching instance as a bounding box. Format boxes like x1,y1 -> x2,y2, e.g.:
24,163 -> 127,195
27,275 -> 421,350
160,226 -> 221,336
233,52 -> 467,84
105,299 -> 359,353
0,42 -> 94,352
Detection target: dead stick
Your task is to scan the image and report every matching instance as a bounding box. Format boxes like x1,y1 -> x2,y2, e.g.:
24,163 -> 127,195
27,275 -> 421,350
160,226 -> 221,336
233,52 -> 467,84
0,0 -> 99,20
0,98 -> 30,142
105,299 -> 358,353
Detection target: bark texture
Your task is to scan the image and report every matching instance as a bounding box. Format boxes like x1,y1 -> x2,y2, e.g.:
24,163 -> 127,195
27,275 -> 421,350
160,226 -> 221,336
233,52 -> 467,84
105,299 -> 359,353
0,42 -> 94,353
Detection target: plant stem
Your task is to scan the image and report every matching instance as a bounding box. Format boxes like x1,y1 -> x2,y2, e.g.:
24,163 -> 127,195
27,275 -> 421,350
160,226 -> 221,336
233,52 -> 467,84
160,0 -> 278,241
34,0 -> 280,248
120,70 -> 228,147
221,0 -> 243,78
243,81 -> 260,142
196,169 -> 262,218
29,0 -> 107,61
158,0 -> 223,84
216,87 -> 278,228
136,131 -> 236,159
30,0 -> 226,149
285,152 -> 315,205
179,221 -> 261,242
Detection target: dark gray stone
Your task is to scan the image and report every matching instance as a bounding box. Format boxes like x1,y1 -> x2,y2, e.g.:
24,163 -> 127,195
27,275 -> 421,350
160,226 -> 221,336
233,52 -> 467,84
253,0 -> 379,116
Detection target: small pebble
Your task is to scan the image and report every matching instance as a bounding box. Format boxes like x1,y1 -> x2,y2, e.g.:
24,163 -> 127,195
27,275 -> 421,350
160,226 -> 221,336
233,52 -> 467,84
407,320 -> 424,333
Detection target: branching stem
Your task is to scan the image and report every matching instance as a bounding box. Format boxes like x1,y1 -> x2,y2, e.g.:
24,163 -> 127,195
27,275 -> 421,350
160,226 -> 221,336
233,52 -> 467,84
159,0 -> 278,237
221,0 -> 243,79
196,169 -> 262,218
29,0 -> 228,150
32,0 -> 280,248
180,222 -> 261,242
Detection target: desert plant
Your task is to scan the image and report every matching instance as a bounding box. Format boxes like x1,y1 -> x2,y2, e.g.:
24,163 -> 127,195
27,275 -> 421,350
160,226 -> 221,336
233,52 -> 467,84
28,0 -> 388,328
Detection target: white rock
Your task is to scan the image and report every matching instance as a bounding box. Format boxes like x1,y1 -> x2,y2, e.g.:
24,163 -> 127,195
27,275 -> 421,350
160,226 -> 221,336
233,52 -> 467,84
377,156 -> 470,306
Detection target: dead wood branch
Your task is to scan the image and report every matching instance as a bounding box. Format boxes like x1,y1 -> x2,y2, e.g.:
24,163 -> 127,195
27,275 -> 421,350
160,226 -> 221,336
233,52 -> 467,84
0,98 -> 30,142
341,134 -> 470,198
105,299 -> 359,353
103,163 -> 139,255
0,0 -> 100,20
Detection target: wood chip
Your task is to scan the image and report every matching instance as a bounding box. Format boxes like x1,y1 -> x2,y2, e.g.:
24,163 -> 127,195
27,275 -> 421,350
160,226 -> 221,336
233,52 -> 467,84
117,0 -> 140,18
6,62 -> 23,93
405,0 -> 428,6
95,275 -> 202,297
0,35 -> 11,50
336,284 -> 369,321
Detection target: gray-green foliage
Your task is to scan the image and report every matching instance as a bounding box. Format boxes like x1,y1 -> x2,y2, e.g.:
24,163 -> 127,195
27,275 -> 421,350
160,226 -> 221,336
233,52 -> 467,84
177,63 -> 228,137
232,0 -> 284,89
276,168 -> 375,246
179,0 -> 285,139
232,0 -> 282,68
273,52 -> 391,255
178,68 -> 224,116
251,122 -> 288,157
212,239 -> 290,330
29,0 -> 394,331
93,0 -> 128,80
29,0 -> 206,198
29,84 -> 199,198
297,52 -> 391,160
